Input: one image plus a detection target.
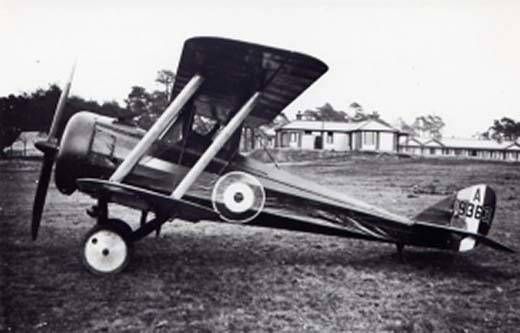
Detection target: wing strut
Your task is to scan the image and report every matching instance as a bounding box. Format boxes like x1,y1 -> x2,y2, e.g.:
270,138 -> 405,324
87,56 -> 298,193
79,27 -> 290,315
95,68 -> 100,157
171,92 -> 261,199
109,75 -> 204,183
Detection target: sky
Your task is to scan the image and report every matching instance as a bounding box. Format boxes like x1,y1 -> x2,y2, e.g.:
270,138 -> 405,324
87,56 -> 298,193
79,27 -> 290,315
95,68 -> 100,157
1,0 -> 519,137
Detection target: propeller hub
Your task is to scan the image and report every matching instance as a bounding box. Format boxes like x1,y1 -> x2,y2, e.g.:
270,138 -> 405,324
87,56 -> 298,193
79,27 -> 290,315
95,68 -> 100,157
34,140 -> 59,154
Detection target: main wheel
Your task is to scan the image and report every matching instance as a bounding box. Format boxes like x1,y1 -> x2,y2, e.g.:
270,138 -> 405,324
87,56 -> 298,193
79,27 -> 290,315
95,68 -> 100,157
81,221 -> 133,275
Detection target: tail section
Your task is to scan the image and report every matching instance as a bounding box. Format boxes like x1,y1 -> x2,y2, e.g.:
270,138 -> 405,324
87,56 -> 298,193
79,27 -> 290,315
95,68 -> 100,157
414,184 -> 499,252
452,184 -> 496,251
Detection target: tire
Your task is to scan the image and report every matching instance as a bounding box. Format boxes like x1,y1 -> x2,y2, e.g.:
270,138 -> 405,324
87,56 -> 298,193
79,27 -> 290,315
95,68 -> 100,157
105,218 -> 133,240
81,222 -> 133,275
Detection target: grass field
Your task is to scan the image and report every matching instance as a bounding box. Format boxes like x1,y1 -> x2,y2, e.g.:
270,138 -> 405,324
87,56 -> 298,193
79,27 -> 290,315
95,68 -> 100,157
1,158 -> 519,332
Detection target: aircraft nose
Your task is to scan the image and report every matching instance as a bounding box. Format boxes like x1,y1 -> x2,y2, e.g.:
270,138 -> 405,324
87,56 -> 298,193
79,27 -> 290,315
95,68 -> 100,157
55,112 -> 98,194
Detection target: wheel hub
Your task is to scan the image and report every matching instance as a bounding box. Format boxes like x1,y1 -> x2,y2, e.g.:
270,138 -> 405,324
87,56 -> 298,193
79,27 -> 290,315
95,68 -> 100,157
84,229 -> 128,274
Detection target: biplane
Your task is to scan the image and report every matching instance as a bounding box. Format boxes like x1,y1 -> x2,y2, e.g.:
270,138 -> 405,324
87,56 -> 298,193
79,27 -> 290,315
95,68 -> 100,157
32,37 -> 514,275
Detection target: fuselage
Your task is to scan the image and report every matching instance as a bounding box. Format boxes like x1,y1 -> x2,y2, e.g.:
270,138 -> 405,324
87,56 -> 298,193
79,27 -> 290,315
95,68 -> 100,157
57,112 -> 410,219
55,111 -> 468,251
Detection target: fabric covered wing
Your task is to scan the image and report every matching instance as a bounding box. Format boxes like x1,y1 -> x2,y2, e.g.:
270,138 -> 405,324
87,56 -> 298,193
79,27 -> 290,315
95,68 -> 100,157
76,178 -> 219,221
171,37 -> 328,127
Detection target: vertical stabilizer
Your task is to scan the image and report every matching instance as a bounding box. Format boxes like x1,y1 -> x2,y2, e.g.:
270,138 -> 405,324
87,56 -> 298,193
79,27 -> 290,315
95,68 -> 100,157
414,184 -> 496,252
452,184 -> 496,251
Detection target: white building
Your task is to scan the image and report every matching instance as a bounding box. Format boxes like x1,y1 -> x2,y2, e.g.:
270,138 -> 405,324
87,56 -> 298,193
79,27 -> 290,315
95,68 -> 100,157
275,118 -> 520,162
276,119 -> 404,152
399,137 -> 520,161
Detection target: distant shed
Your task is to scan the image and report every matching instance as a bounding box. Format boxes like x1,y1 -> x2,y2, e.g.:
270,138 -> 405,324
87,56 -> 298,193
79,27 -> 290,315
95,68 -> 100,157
5,131 -> 45,157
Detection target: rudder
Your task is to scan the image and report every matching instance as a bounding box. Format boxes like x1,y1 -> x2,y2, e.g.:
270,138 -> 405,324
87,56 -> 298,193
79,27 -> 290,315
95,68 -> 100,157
452,184 -> 496,251
414,184 -> 496,252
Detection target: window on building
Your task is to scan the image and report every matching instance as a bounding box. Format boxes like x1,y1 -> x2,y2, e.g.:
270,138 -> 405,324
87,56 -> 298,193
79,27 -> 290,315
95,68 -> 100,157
362,132 -> 376,145
304,130 -> 312,135
470,150 -> 477,157
327,131 -> 333,144
429,148 -> 435,155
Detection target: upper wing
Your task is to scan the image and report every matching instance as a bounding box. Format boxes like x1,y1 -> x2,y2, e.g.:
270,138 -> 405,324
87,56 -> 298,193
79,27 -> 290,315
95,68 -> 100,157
171,37 -> 329,127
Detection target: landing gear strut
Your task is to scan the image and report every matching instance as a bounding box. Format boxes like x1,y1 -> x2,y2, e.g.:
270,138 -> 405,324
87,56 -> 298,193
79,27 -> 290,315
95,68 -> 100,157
81,197 -> 170,274
396,243 -> 405,262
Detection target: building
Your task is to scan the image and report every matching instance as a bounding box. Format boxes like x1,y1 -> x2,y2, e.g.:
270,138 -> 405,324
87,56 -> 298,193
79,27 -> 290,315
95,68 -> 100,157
276,118 -> 405,152
240,113 -> 289,152
240,126 -> 277,152
4,131 -> 45,157
399,137 -> 520,161
274,118 -> 520,162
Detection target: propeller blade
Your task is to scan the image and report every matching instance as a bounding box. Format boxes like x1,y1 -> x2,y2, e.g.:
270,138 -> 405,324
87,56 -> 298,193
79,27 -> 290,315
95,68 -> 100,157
31,62 -> 76,240
48,62 -> 76,139
32,151 -> 56,240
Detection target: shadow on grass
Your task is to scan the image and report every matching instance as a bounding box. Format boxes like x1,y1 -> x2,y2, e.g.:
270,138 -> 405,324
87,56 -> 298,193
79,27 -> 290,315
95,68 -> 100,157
124,229 -> 517,283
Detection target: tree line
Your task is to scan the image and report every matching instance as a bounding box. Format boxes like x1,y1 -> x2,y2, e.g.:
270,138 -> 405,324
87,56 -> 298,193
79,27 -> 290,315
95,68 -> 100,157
1,68 -> 519,154
298,102 -> 520,142
298,102 -> 445,139
0,70 -> 175,154
482,117 -> 520,142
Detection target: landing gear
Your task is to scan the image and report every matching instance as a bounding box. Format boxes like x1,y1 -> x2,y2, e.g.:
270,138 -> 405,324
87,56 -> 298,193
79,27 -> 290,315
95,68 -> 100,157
396,243 -> 405,262
81,219 -> 133,275
81,197 -> 169,275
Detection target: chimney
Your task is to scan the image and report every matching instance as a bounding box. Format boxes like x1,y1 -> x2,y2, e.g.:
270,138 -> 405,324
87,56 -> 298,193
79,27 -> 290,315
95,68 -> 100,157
296,111 -> 302,120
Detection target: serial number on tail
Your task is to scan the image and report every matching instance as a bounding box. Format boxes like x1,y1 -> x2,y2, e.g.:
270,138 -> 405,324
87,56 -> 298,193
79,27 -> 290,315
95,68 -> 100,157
454,200 -> 493,224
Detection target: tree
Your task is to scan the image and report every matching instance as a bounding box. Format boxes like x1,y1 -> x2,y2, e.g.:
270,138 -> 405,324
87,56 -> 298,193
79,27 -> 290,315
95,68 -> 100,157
348,102 -> 380,121
352,109 -> 380,121
125,69 -> 176,128
1,84 -> 127,155
349,102 -> 362,110
394,117 -> 417,136
0,127 -> 21,157
316,103 -> 349,121
299,103 -> 349,122
485,117 -> 520,142
138,90 -> 169,128
411,114 -> 445,139
155,69 -> 175,101
148,90 -> 169,114
125,86 -> 150,116
0,86 -> 60,153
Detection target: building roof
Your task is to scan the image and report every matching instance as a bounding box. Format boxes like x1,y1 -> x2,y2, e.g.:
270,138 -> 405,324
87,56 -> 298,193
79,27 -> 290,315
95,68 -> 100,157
278,118 -> 400,133
422,138 -> 444,147
8,131 -> 45,156
356,119 -> 400,132
401,137 -> 520,150
260,127 -> 276,136
441,138 -> 519,150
